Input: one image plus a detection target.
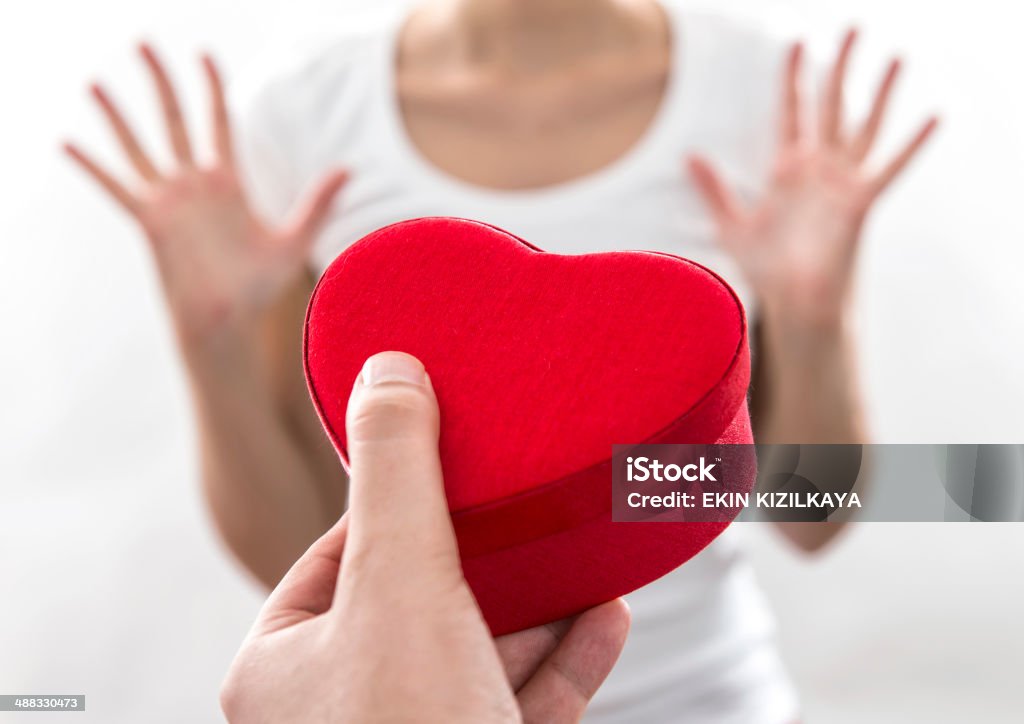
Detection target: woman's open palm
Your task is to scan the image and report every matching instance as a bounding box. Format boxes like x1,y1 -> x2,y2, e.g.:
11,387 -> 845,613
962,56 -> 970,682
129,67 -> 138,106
689,30 -> 938,328
65,45 -> 347,342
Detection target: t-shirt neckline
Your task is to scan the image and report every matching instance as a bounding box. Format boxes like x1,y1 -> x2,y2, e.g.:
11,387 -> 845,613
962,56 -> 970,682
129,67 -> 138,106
374,1 -> 693,212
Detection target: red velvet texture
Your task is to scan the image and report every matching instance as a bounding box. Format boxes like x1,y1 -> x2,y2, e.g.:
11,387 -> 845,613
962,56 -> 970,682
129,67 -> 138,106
304,217 -> 752,635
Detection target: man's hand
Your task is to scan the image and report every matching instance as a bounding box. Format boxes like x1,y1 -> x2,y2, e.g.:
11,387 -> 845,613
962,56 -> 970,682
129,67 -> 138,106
220,352 -> 631,723
688,29 -> 938,332
64,45 -> 347,346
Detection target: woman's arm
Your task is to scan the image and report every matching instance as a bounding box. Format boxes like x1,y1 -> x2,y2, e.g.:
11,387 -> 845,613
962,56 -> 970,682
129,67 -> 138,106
185,276 -> 346,587
750,316 -> 865,445
688,30 -> 937,553
65,46 -> 347,587
749,315 -> 864,551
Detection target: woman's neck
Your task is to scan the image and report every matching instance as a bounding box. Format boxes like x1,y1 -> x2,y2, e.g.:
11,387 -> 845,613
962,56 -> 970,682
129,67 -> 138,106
404,0 -> 660,73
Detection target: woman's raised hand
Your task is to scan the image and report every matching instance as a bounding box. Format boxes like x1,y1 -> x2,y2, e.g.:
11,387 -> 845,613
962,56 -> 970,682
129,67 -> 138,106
65,45 -> 347,345
688,30 -> 938,331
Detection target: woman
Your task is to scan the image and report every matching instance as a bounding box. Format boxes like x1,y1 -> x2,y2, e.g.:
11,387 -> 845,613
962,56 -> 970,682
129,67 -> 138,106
65,0 -> 936,720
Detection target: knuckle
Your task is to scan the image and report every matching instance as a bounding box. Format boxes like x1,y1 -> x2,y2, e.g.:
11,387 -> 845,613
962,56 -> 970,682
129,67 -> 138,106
341,539 -> 465,606
204,165 -> 238,191
218,670 -> 243,721
218,643 -> 269,723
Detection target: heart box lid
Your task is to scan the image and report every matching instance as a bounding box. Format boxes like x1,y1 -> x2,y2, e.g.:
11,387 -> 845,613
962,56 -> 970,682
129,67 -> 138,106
304,217 -> 753,634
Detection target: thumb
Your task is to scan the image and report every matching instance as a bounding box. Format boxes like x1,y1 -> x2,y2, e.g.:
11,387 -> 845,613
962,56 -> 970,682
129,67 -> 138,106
282,169 -> 349,249
685,155 -> 744,231
340,352 -> 460,576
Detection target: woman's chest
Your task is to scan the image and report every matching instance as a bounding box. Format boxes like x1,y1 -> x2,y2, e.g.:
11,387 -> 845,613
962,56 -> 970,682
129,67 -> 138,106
394,58 -> 670,190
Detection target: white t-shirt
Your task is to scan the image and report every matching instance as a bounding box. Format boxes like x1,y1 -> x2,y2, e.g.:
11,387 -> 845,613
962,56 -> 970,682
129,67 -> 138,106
239,3 -> 800,722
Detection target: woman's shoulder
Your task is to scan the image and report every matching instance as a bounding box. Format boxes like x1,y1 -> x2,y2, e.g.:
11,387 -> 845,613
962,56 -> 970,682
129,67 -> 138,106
661,4 -> 805,194
672,3 -> 798,72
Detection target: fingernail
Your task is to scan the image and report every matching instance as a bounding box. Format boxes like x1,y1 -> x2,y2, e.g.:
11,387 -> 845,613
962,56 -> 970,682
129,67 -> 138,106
360,352 -> 426,387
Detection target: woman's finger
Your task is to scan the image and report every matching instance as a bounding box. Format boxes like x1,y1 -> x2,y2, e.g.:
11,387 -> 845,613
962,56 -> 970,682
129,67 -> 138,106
90,84 -> 160,182
780,42 -> 805,147
139,43 -> 194,166
850,59 -> 901,163
820,28 -> 858,148
202,54 -> 234,167
516,599 -> 631,724
63,142 -> 139,216
282,169 -> 349,249
686,156 -> 744,231
871,116 -> 939,196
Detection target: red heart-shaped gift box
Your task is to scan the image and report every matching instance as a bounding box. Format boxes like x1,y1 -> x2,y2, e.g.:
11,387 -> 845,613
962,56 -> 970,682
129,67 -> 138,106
304,217 -> 752,635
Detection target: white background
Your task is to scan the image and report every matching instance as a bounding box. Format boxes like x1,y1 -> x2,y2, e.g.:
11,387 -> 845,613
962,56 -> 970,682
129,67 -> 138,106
2,1 -> 1023,722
